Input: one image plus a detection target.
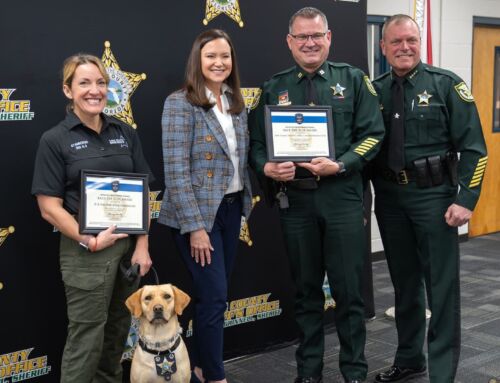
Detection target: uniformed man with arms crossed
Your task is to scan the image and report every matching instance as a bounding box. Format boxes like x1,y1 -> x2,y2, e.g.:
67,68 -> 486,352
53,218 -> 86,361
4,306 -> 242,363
249,7 -> 385,383
371,14 -> 487,383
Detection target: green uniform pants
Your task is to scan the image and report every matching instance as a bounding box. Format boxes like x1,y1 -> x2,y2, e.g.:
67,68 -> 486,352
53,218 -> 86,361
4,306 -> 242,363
59,235 -> 138,383
373,176 -> 460,383
279,175 -> 367,381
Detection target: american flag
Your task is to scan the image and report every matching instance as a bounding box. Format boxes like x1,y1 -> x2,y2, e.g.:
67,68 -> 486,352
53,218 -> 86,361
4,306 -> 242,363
414,0 -> 433,65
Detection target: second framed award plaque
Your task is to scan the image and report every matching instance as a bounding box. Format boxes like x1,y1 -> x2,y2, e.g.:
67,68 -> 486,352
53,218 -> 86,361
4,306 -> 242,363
80,170 -> 149,234
265,105 -> 335,162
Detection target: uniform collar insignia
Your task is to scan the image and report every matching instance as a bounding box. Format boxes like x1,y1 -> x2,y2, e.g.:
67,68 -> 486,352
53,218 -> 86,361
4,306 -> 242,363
417,90 -> 432,105
331,83 -> 346,97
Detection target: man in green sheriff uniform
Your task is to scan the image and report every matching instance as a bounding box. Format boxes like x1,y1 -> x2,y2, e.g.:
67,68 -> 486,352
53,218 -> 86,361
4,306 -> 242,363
371,15 -> 488,383
249,7 -> 385,383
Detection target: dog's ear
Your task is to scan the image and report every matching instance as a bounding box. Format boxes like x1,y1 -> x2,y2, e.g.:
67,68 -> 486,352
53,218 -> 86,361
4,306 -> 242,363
171,285 -> 191,316
125,287 -> 143,318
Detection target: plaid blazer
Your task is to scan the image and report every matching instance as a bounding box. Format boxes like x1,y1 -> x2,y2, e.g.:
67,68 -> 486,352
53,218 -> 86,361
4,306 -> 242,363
158,90 -> 252,234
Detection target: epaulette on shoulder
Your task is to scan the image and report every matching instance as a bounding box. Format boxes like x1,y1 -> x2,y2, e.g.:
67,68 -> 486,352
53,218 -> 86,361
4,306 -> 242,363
423,64 -> 461,81
373,71 -> 390,82
328,61 -> 352,69
272,66 -> 295,78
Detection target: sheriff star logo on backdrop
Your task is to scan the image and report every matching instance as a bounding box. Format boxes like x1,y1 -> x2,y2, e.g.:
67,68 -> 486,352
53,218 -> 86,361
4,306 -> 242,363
203,0 -> 244,27
101,41 -> 146,129
0,226 -> 15,247
0,226 -> 15,291
241,88 -> 262,113
239,195 -> 260,246
149,191 -> 162,220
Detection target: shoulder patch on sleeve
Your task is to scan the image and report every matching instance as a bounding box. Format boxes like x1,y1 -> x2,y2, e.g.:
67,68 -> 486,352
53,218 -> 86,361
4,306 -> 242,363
241,88 -> 262,110
363,76 -> 378,96
454,82 -> 474,102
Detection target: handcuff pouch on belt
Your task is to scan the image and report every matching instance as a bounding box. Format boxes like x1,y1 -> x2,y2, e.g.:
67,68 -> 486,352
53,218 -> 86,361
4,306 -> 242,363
412,152 -> 458,188
413,158 -> 433,188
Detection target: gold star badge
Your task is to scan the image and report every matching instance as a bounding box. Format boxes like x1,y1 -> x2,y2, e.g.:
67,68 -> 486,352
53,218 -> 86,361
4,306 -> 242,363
417,90 -> 432,105
331,83 -> 346,97
101,41 -> 146,129
157,358 -> 174,373
203,0 -> 244,28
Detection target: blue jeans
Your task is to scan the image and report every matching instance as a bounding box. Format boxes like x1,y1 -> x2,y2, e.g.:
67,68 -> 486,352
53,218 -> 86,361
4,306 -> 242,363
172,192 -> 242,381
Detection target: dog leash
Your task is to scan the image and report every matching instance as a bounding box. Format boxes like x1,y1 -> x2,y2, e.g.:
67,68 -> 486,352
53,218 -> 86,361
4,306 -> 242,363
122,263 -> 160,285
150,265 -> 160,285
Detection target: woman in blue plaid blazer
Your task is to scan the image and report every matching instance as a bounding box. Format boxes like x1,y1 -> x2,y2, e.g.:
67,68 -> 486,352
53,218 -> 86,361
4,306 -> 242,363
158,29 -> 252,383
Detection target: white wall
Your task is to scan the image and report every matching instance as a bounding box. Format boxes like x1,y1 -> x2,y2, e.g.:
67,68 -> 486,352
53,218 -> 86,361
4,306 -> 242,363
366,0 -> 500,252
440,0 -> 500,85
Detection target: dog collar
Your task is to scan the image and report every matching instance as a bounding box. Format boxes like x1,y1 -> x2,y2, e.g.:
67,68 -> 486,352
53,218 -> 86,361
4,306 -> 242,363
138,329 -> 182,356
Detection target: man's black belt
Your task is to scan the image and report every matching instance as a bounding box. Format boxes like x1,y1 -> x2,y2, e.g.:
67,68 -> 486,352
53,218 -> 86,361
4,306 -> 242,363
379,168 -> 416,185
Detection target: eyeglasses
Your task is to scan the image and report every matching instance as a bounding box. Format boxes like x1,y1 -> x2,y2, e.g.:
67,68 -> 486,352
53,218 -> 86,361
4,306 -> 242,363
289,32 -> 327,43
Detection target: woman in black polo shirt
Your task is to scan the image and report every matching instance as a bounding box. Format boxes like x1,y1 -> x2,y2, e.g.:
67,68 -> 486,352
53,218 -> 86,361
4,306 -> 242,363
31,54 -> 153,383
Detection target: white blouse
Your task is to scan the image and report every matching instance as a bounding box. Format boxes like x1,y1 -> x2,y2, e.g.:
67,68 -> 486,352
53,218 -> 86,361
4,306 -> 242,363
205,85 -> 242,194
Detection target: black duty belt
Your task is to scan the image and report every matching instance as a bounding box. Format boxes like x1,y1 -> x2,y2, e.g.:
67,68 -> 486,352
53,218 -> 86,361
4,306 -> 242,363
379,169 -> 416,185
378,165 -> 449,186
286,176 -> 320,190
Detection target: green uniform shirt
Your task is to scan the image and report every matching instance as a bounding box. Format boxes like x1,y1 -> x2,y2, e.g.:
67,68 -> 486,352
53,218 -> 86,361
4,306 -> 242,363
372,61 -> 488,210
249,61 -> 385,178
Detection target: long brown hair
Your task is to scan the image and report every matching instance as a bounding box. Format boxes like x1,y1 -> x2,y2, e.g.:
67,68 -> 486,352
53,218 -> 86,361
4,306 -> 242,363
184,29 -> 245,114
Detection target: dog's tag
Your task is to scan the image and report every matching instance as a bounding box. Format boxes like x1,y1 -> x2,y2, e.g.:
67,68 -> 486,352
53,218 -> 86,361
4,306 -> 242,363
276,191 -> 289,209
155,353 -> 177,381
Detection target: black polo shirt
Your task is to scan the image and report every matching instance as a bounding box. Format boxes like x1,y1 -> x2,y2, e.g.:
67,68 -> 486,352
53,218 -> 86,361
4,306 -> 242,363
32,112 -> 154,215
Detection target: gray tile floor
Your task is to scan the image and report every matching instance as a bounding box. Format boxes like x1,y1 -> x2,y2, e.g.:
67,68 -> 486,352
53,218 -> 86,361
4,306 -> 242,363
225,232 -> 500,383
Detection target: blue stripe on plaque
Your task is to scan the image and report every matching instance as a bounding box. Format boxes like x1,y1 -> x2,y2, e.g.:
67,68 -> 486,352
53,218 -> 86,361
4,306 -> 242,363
271,116 -> 327,123
86,182 -> 143,192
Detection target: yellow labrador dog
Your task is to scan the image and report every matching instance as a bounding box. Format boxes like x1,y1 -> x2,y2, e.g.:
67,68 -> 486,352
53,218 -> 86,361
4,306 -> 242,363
126,284 -> 191,383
